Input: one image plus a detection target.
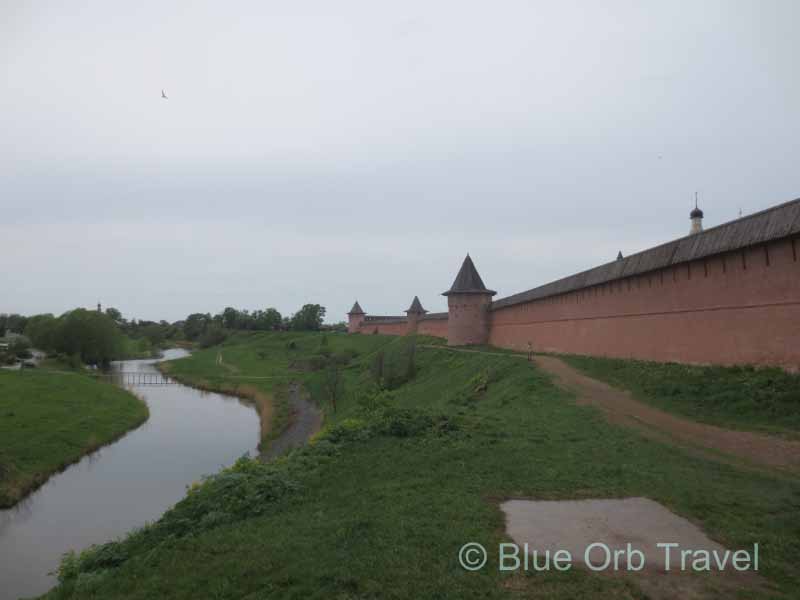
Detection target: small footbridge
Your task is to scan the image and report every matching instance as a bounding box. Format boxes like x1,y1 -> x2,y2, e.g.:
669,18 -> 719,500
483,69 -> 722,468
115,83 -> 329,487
92,372 -> 176,385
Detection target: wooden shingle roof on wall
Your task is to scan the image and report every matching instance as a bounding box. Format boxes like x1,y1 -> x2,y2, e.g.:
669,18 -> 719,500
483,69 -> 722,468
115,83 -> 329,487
363,315 -> 407,324
348,301 -> 365,315
491,197 -> 800,311
443,254 -> 497,296
420,312 -> 448,321
406,296 -> 427,314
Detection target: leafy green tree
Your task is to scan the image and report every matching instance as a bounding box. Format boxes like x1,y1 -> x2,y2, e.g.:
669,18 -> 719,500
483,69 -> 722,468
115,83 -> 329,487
222,307 -> 240,329
290,304 -> 326,331
54,309 -> 124,367
184,313 -> 211,340
140,323 -> 166,347
104,307 -> 123,324
11,337 -> 32,358
24,314 -> 58,350
3,314 -> 28,334
254,308 -> 282,331
199,325 -> 228,348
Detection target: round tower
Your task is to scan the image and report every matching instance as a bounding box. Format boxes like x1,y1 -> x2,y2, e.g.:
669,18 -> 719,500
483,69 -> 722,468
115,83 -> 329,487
347,301 -> 365,334
690,195 -> 704,235
443,254 -> 496,346
405,296 -> 427,335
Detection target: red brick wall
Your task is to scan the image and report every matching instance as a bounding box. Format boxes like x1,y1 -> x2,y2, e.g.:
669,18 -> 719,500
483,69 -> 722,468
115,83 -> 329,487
406,313 -> 419,335
488,237 -> 800,369
347,314 -> 365,334
353,317 -> 449,338
418,318 -> 449,338
357,321 -> 408,336
447,293 -> 493,346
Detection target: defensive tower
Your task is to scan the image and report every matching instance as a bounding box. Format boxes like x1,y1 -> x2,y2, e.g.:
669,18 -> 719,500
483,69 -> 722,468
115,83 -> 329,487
405,296 -> 427,334
442,254 -> 496,346
347,301 -> 365,333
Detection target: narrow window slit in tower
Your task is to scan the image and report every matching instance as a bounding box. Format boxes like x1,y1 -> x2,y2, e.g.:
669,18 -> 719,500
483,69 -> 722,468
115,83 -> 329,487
687,264 -> 691,280
741,251 -> 747,270
764,245 -> 770,267
793,238 -> 798,262
704,260 -> 708,277
722,255 -> 727,273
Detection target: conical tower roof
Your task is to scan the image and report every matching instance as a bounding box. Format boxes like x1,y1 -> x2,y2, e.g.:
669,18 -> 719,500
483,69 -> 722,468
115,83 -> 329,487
348,301 -> 365,315
442,254 -> 496,296
405,296 -> 427,314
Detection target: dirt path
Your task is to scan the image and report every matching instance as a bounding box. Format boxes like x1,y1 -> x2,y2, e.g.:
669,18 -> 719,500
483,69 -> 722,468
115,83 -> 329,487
262,382 -> 322,460
420,345 -> 800,471
534,355 -> 800,471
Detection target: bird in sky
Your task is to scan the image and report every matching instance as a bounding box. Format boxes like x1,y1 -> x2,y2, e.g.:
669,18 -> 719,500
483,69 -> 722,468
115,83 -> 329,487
161,89 -> 168,100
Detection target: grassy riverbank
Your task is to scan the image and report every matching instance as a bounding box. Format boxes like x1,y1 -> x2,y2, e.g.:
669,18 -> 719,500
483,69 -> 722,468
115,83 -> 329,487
0,369 -> 149,508
561,355 -> 800,437
42,333 -> 800,599
157,332 -> 394,449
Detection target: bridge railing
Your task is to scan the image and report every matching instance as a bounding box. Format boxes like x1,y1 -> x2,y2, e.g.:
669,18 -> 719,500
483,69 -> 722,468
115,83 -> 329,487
92,372 -> 174,385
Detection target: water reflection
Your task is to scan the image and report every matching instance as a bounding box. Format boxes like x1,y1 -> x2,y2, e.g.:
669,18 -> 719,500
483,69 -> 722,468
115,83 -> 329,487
0,349 -> 259,600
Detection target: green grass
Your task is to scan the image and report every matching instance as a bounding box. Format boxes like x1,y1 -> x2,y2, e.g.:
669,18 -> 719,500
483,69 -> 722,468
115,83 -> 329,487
40,333 -> 800,599
561,354 -> 800,436
158,331 -> 398,447
0,369 -> 149,508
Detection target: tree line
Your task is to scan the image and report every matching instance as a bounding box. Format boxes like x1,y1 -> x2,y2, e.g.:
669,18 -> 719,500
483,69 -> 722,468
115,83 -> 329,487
1,303 -> 340,367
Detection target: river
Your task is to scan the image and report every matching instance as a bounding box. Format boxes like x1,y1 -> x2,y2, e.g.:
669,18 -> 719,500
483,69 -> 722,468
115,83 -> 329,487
0,349 -> 260,600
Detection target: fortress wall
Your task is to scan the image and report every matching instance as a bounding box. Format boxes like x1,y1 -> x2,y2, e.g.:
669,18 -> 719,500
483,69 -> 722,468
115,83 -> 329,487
447,294 -> 493,346
488,237 -> 800,369
358,320 -> 408,336
417,318 -> 449,338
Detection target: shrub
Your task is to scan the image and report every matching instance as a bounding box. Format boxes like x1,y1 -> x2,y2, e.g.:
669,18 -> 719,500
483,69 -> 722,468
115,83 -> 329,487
321,418 -> 371,443
11,337 -> 31,358
356,387 -> 395,414
199,326 -> 228,348
308,354 -> 328,371
449,366 -> 505,406
363,406 -> 460,439
66,352 -> 83,370
373,337 -> 418,390
371,351 -> 385,382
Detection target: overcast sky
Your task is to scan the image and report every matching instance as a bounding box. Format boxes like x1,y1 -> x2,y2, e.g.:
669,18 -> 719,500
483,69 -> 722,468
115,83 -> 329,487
2,1 -> 798,323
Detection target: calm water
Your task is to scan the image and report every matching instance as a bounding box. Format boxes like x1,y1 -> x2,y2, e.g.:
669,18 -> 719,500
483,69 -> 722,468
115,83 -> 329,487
0,349 -> 260,600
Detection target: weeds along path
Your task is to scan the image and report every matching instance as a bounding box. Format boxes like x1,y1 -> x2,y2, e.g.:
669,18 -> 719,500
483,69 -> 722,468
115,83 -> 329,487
421,345 -> 800,472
